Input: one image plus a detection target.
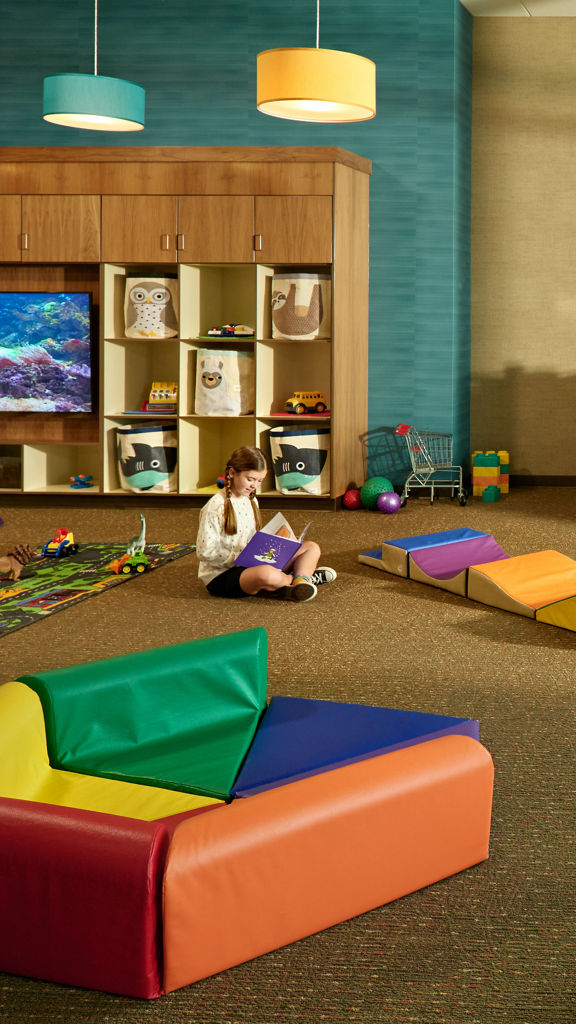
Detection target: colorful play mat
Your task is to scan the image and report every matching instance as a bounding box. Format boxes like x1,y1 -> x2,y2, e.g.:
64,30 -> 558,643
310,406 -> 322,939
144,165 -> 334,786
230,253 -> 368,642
0,542 -> 195,638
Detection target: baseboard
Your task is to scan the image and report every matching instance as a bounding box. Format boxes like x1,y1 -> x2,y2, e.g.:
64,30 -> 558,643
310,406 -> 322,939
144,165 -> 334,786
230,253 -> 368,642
511,476 -> 576,487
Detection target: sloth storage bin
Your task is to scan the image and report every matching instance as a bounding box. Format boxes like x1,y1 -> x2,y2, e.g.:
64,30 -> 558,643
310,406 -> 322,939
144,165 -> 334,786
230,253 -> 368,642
117,425 -> 178,493
268,425 -> 331,495
271,273 -> 331,340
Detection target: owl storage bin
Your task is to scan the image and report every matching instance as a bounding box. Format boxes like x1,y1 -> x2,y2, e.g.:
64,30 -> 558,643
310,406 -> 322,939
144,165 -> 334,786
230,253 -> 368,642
268,425 -> 331,495
271,273 -> 331,340
117,425 -> 178,493
195,349 -> 255,416
124,277 -> 179,338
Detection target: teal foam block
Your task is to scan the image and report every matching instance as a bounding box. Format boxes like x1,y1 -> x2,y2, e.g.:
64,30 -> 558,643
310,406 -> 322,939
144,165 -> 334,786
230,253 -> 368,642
19,628 -> 268,800
231,696 -> 480,797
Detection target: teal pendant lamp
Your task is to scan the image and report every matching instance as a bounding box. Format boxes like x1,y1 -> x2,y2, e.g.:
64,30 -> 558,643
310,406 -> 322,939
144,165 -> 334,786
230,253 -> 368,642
43,1 -> 145,132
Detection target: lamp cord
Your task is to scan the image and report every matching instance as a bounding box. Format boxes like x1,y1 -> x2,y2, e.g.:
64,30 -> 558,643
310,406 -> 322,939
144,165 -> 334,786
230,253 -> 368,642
94,0 -> 98,76
316,0 -> 320,48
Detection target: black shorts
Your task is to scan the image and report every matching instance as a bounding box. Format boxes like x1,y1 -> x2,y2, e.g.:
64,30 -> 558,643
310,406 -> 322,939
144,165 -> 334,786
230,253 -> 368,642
206,566 -> 248,599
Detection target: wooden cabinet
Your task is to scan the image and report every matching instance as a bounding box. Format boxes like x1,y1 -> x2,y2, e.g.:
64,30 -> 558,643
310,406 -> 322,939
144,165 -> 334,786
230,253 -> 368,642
0,195 -> 100,263
101,196 -> 178,262
102,194 -> 333,265
21,196 -> 101,262
0,196 -> 21,262
0,147 -> 370,502
254,196 -> 333,264
177,196 -> 254,263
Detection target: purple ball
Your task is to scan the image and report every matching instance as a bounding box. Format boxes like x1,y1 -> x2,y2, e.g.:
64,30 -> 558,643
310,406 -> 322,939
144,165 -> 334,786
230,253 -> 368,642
376,491 -> 401,514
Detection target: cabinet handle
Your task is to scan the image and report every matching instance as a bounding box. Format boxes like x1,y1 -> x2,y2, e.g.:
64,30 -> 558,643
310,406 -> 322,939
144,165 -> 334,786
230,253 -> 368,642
161,234 -> 170,251
176,233 -> 185,251
253,234 -> 262,252
20,233 -> 29,250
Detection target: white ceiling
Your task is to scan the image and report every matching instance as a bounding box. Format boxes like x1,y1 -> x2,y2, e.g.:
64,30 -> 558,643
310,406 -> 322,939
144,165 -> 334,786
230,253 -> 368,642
460,0 -> 576,14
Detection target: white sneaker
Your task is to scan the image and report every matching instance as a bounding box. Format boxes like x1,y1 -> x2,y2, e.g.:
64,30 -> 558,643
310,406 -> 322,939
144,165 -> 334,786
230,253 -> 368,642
311,566 -> 337,586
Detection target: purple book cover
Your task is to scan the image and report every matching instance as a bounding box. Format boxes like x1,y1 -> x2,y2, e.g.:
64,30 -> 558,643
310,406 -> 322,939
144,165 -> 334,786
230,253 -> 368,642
235,516 -> 310,570
235,532 -> 302,570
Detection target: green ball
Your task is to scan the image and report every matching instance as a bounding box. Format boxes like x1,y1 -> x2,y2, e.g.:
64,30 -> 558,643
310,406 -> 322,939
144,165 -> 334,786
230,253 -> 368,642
360,476 -> 394,509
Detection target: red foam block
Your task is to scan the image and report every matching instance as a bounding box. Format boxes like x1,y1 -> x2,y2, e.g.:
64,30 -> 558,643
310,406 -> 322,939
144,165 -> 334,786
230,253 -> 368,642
0,796 -> 169,998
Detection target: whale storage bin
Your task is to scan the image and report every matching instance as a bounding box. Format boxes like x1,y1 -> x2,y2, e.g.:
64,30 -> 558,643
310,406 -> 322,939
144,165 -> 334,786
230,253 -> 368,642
271,273 -> 331,340
117,425 -> 178,493
268,425 -> 331,495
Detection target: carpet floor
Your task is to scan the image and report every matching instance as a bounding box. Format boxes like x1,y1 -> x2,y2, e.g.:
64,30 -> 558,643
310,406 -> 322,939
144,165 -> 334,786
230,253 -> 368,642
0,489 -> 574,1024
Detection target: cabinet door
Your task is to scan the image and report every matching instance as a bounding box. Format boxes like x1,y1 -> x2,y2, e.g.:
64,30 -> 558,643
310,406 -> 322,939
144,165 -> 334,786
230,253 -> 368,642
177,196 -> 254,262
0,196 -> 22,262
254,196 -> 333,263
101,196 -> 178,262
21,196 -> 101,262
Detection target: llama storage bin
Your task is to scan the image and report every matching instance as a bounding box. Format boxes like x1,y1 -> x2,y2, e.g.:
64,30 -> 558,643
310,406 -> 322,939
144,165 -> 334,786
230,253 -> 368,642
271,273 -> 331,340
195,349 -> 255,416
124,277 -> 179,339
268,425 -> 331,495
117,425 -> 178,493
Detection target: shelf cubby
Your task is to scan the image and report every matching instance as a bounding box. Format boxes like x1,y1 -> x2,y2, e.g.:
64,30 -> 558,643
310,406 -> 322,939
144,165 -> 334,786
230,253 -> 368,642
102,263 -> 179,340
180,264 -> 258,339
178,416 -> 255,494
102,338 -> 180,416
21,443 -> 100,494
255,339 -> 331,416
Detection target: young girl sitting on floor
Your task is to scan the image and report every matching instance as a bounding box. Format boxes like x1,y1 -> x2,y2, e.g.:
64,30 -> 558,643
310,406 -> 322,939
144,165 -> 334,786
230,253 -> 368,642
196,445 -> 336,603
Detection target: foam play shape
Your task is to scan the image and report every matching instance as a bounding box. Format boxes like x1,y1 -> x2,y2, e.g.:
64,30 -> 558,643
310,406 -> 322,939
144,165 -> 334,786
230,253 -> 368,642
468,550 -> 576,617
163,735 -> 494,992
0,681 -> 220,820
231,696 -> 479,797
409,534 -> 509,596
0,796 -> 169,999
19,628 -> 267,800
358,528 -> 490,578
536,594 -> 576,631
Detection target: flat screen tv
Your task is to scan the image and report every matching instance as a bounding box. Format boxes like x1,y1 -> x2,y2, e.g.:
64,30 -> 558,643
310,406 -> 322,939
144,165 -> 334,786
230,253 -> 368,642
0,292 -> 94,412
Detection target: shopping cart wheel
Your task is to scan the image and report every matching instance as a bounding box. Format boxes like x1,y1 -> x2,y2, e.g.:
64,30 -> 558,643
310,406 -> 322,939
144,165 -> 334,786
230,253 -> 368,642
400,496 -> 407,508
459,493 -> 468,506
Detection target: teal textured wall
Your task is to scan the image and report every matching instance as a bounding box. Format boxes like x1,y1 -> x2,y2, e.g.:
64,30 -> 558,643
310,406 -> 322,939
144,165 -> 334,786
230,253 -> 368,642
1,0 -> 472,475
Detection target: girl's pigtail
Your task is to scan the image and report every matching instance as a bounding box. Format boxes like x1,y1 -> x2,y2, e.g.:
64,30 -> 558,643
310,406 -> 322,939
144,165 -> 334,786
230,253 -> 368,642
223,470 -> 237,535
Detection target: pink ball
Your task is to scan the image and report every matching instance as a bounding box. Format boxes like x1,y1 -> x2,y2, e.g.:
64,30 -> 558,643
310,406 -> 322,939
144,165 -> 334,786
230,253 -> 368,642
376,491 -> 401,514
343,488 -> 362,509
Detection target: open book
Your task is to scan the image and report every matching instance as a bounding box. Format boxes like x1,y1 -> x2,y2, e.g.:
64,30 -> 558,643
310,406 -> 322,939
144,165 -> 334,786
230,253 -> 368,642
235,512 -> 311,570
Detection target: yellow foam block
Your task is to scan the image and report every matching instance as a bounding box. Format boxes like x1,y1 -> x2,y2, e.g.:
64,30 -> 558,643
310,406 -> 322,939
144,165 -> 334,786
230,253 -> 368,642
0,682 -> 222,821
536,595 -> 576,632
358,543 -> 409,577
468,550 -> 576,617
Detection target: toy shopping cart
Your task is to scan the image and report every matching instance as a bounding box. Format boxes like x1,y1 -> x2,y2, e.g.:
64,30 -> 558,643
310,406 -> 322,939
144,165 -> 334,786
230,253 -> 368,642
395,424 -> 467,506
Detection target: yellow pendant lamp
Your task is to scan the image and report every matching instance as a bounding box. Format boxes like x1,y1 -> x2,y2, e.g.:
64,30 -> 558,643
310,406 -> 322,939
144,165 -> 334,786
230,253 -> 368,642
43,0 -> 145,132
257,0 -> 375,123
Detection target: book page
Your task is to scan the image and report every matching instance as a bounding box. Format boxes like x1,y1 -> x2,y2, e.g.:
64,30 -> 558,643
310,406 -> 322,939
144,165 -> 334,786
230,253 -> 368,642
261,512 -> 296,540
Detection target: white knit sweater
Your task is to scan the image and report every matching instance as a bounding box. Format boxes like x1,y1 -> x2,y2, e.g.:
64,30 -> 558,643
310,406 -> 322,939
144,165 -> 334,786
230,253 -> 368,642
196,491 -> 258,585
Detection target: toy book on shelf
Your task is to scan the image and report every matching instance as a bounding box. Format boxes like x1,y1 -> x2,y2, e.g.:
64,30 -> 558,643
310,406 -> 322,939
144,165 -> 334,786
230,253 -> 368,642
123,381 -> 178,416
235,513 -> 311,570
145,382 -> 178,413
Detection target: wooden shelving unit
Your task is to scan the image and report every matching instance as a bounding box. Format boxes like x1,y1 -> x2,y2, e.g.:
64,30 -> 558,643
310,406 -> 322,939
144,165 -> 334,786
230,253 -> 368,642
0,146 -> 370,504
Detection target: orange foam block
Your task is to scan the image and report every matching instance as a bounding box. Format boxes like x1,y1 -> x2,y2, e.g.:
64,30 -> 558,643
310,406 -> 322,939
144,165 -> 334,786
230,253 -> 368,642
162,734 -> 494,992
468,550 -> 576,617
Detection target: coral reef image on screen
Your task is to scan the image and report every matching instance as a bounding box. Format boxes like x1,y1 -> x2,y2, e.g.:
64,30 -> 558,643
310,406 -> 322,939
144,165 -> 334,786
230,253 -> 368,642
0,292 -> 92,412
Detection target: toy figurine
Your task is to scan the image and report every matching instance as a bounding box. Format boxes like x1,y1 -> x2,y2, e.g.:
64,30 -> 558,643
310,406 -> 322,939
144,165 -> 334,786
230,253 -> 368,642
127,514 -> 146,555
0,543 -> 36,581
69,474 -> 94,489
